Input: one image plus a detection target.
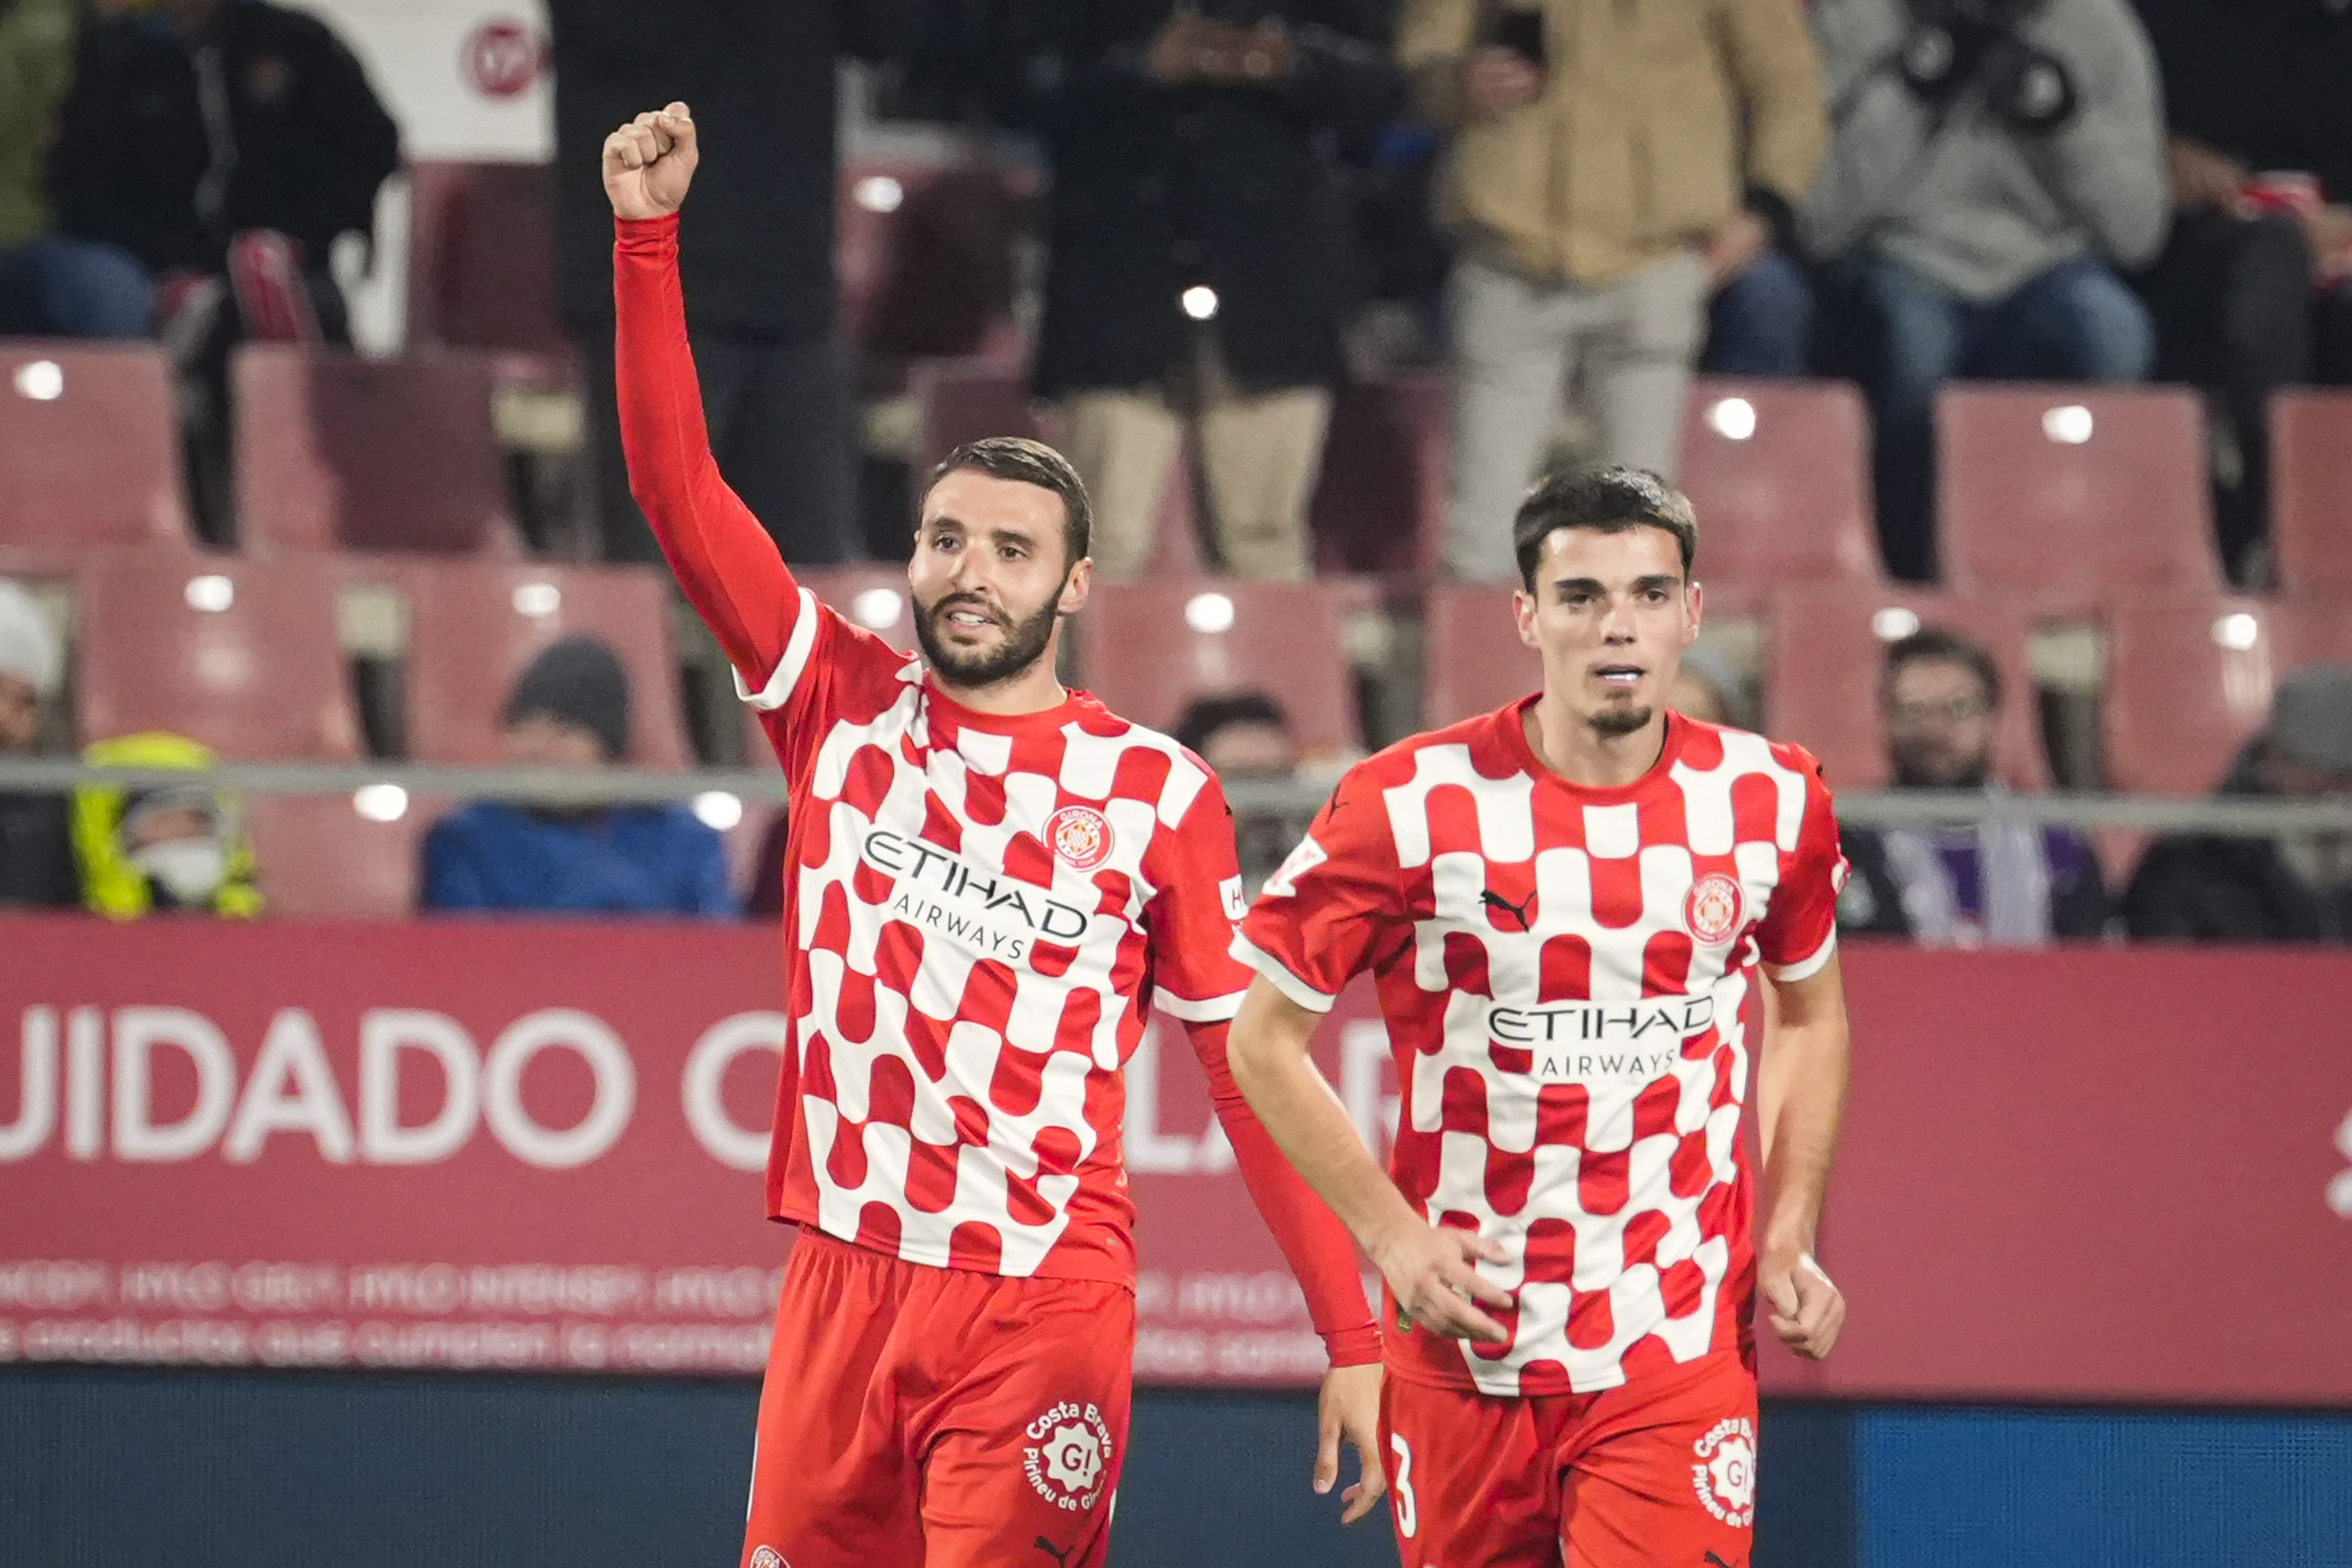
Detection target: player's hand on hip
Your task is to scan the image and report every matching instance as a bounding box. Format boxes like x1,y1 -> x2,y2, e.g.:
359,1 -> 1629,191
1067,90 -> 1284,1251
1761,1248 -> 1845,1360
1372,1219 -> 1514,1344
1314,1361 -> 1386,1525
603,102 -> 698,220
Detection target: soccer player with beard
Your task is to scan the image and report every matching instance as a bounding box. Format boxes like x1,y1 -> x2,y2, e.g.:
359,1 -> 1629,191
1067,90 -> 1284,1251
603,106 -> 1383,1568
1226,467 -> 1855,1567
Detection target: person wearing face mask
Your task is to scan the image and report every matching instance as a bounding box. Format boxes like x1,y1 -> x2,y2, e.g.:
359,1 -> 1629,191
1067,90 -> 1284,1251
70,732 -> 261,919
0,581 -> 79,908
1836,627 -> 2108,944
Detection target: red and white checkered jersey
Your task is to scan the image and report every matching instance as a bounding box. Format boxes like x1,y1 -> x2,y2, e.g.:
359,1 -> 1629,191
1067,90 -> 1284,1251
740,604 -> 1251,1281
1236,700 -> 1845,1395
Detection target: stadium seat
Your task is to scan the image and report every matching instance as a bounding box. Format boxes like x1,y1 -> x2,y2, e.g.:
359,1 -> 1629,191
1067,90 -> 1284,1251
2103,596 -> 2352,795
400,561 -> 693,768
1937,384 -> 2220,603
1077,580 -> 1370,755
1679,378 -> 1879,584
234,346 -> 522,556
0,343 -> 192,548
74,555 -> 362,760
2269,389 -> 2352,602
840,157 -> 1031,367
246,793 -> 435,920
907,358 -> 1044,477
404,161 -> 568,359
1763,585 -> 2046,791
1310,374 -> 1449,576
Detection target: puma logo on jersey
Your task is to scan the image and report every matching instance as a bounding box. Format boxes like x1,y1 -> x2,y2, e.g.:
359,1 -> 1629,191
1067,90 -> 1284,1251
1481,888 -> 1535,929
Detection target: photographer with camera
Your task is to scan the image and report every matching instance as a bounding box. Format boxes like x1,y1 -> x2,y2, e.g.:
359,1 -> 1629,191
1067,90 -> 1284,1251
1802,0 -> 2169,582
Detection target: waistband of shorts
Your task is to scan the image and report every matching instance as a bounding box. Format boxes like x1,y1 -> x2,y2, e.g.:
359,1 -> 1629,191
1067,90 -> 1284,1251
788,1221 -> 1137,1295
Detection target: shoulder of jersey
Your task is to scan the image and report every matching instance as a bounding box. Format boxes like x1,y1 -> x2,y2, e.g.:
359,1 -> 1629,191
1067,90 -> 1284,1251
1670,711 -> 1832,786
1341,705 -> 1512,787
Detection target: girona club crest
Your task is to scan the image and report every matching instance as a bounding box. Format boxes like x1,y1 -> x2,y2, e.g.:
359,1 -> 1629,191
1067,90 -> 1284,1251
1684,872 -> 1745,946
1046,805 -> 1114,871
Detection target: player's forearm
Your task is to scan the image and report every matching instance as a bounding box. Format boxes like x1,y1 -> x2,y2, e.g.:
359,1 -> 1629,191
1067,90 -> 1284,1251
612,214 -> 799,679
1756,980 -> 1851,1255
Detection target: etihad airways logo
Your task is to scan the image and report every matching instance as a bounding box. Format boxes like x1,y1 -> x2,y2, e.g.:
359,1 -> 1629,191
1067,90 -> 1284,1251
1485,994 -> 1717,1083
859,830 -> 1093,959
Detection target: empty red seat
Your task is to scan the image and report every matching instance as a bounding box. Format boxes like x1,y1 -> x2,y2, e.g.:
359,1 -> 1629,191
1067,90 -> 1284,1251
1077,580 -> 1368,755
840,159 -> 1030,366
1311,374 -> 1449,576
1938,384 -> 2219,603
1679,378 -> 1879,584
1763,585 -> 2046,791
0,343 -> 191,548
234,346 -> 521,556
2103,596 -> 2352,795
400,561 -> 692,767
405,161 -> 568,359
74,555 -> 361,759
246,793 -> 435,919
907,358 -> 1044,479
2270,389 -> 2352,602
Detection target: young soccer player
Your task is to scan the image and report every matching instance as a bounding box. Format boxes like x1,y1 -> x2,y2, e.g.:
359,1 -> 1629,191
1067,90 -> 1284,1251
603,104 -> 1381,1568
1227,467 -> 1853,1567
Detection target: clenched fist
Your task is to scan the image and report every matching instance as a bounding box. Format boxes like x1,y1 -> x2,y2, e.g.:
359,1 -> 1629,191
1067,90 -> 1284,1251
603,102 -> 699,220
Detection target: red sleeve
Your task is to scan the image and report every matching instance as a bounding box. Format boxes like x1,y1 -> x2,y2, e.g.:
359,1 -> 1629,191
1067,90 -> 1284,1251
1147,770 -> 1379,1367
1755,746 -> 1847,980
1233,763 -> 1410,1012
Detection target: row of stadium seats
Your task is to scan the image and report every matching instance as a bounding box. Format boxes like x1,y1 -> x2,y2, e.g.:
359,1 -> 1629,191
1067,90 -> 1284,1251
13,331 -> 2352,601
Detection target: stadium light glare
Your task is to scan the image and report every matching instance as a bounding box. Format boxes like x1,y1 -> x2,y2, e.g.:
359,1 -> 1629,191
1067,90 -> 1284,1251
854,175 -> 904,213
512,582 -> 562,617
1180,285 -> 1219,321
851,588 -> 903,629
694,791 -> 745,831
2042,404 -> 2094,444
14,360 -> 64,402
1870,605 -> 1920,641
1184,591 -> 1236,634
2213,612 -> 2260,652
1705,397 -> 1757,441
185,575 -> 235,613
353,783 -> 410,823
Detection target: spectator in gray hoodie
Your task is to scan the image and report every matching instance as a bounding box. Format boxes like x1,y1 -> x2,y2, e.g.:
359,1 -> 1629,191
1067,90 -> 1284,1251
1802,0 -> 2169,581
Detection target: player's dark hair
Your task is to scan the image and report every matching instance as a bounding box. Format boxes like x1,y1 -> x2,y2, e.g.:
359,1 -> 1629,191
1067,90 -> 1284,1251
1883,627 -> 2003,710
1512,466 -> 1698,590
1172,690 -> 1290,757
922,437 -> 1093,571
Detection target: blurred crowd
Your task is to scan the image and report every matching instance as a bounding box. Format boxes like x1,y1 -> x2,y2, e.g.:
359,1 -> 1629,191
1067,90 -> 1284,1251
2,0 -> 2350,942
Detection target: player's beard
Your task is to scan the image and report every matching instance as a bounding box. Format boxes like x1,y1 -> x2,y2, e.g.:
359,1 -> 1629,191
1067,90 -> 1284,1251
1587,703 -> 1654,740
913,587 -> 1061,689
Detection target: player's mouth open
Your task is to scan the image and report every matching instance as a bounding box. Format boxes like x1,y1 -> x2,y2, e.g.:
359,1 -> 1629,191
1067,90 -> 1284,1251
936,603 -> 1003,633
1594,665 -> 1644,686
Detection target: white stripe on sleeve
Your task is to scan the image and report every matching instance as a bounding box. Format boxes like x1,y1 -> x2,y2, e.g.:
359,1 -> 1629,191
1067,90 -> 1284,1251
732,586 -> 821,712
1230,935 -> 1339,1014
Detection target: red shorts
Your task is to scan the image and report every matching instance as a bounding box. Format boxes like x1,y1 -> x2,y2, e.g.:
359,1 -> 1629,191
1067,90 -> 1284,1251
740,1229 -> 1135,1568
1379,1351 -> 1759,1568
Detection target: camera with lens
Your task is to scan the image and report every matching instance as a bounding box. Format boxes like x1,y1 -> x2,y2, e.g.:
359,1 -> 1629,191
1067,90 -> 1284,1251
1897,0 -> 2075,131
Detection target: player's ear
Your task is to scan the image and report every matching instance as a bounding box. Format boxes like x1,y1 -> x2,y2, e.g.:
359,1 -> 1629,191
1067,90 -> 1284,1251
1685,578 -> 1705,643
1058,556 -> 1093,617
1512,587 -> 1539,651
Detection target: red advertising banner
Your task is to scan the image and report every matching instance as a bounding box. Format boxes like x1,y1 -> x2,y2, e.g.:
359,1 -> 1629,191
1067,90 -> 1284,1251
1,917 -> 2347,1403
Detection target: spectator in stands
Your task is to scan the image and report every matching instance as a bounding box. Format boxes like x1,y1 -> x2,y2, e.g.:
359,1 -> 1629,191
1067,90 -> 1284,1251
2129,0 -> 2352,585
0,0 -> 152,337
745,809 -> 788,919
1802,0 -> 2169,582
422,635 -> 734,917
1397,0 -> 1825,582
1173,688 -> 1301,888
551,0 -> 924,568
1666,639 -> 1747,730
71,732 -> 262,919
1001,2 -> 1398,582
1838,628 -> 2109,945
47,0 -> 400,345
0,582 -> 78,907
2125,664 -> 2352,943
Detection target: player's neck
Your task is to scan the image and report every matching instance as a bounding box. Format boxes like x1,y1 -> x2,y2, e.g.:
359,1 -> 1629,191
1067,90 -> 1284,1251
929,643 -> 1071,717
1523,695 -> 1670,790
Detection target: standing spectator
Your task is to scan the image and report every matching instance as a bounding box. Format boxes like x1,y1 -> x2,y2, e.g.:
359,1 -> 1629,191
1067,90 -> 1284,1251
1397,0 -> 1826,582
422,636 -> 734,917
48,0 -> 400,344
551,0 -> 922,567
1803,0 -> 2168,582
1006,1 -> 1400,582
2130,0 -> 2352,584
1838,629 -> 2108,943
0,0 -> 151,337
0,582 -> 77,908
2125,665 -> 2352,943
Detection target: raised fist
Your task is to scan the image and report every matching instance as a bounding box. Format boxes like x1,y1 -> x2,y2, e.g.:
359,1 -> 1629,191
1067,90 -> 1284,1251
603,102 -> 698,220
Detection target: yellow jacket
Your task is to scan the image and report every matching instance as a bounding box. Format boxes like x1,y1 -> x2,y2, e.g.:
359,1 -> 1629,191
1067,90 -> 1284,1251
72,733 -> 263,920
1397,0 -> 1827,287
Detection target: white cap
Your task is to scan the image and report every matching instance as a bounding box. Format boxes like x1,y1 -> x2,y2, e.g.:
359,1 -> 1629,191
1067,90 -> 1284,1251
0,581 -> 62,694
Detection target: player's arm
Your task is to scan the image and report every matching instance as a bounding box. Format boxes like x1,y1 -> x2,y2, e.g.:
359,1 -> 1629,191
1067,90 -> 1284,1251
1756,951 -> 1851,1361
604,105 -> 809,698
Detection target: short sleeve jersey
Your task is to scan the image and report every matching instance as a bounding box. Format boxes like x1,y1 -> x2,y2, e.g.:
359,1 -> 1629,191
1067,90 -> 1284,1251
1236,702 -> 1845,1395
745,591 -> 1252,1285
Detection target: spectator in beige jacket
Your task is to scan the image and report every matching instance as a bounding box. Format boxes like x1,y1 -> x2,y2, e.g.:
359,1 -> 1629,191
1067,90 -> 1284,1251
1397,0 -> 1826,580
